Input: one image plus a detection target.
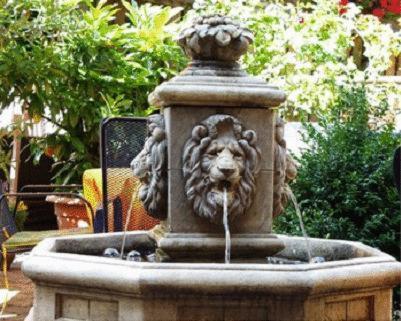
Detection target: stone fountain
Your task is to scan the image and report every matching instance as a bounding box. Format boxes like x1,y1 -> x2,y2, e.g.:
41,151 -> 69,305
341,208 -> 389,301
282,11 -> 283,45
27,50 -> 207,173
22,15 -> 401,321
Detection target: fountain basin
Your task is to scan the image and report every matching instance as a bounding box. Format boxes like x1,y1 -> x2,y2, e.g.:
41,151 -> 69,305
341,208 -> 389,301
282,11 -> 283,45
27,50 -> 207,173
22,232 -> 401,321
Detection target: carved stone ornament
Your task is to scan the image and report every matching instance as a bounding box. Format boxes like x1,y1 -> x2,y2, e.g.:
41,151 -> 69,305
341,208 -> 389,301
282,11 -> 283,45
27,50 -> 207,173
182,115 -> 261,224
273,117 -> 297,217
130,114 -> 167,220
177,14 -> 254,62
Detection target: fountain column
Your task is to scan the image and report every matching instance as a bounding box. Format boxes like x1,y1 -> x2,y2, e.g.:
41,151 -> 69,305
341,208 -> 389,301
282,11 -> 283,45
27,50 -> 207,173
146,15 -> 288,260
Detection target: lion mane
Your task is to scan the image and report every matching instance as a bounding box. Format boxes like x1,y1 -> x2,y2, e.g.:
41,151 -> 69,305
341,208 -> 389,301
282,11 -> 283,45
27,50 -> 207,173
130,114 -> 167,220
182,115 -> 261,224
273,117 -> 297,217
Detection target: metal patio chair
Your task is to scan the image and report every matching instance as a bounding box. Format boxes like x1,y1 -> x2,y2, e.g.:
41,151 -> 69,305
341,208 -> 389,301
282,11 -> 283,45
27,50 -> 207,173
0,184 -> 94,267
98,116 -> 158,232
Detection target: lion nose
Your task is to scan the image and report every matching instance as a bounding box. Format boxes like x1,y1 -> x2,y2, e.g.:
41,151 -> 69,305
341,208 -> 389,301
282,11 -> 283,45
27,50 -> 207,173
217,148 -> 236,176
218,159 -> 236,176
219,167 -> 235,176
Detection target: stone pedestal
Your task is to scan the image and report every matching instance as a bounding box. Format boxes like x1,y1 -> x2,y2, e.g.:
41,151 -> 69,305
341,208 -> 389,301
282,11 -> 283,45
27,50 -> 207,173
127,16 -> 296,261
148,61 -> 286,260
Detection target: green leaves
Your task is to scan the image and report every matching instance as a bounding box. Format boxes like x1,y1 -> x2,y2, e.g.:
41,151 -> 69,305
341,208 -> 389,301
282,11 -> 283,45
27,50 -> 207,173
191,0 -> 401,120
0,0 -> 186,184
274,87 -> 400,262
0,133 -> 11,181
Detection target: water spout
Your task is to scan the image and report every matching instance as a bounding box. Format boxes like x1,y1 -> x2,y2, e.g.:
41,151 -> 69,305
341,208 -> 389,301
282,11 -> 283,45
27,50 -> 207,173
287,187 -> 313,263
120,184 -> 140,259
223,187 -> 231,264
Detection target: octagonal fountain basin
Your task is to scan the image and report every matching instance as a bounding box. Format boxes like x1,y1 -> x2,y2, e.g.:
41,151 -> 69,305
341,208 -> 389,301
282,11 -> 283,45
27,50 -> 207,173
22,231 -> 401,321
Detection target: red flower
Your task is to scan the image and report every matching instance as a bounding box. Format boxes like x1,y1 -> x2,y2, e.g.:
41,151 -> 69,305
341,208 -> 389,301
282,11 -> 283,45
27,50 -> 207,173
372,7 -> 386,18
380,0 -> 388,8
338,0 -> 348,15
387,0 -> 401,14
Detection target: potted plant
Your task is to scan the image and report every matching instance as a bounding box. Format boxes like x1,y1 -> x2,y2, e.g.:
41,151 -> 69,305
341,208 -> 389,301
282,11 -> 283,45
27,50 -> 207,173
45,195 -> 90,230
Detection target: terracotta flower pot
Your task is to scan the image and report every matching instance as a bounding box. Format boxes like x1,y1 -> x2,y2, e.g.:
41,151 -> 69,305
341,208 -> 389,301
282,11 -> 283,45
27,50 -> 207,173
45,196 -> 90,230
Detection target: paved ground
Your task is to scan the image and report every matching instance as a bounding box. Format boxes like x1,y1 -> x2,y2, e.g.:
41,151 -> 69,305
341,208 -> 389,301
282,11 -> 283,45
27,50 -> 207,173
1,266 -> 33,321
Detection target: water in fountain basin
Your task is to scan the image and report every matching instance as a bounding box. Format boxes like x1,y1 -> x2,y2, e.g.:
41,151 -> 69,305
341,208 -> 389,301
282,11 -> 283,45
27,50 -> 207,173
287,187 -> 313,263
120,185 -> 140,259
223,187 -> 231,264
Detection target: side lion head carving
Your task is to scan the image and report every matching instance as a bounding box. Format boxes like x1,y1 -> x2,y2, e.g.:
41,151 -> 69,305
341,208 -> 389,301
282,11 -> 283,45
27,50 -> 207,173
182,115 -> 261,224
273,117 -> 297,217
130,114 -> 167,220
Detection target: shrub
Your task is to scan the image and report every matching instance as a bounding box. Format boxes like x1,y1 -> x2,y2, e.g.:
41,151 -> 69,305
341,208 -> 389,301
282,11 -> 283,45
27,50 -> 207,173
274,86 -> 401,261
0,0 -> 186,183
190,0 -> 401,118
0,131 -> 11,181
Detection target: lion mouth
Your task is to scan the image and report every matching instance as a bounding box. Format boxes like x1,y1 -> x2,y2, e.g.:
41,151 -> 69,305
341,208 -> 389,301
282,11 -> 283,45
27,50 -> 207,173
217,180 -> 233,191
210,180 -> 235,208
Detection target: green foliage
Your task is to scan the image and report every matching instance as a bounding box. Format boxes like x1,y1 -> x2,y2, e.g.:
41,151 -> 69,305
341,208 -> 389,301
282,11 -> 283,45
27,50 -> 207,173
15,209 -> 28,231
1,0 -> 400,187
0,130 -> 11,181
0,0 -> 186,183
190,0 -> 401,118
274,87 -> 401,260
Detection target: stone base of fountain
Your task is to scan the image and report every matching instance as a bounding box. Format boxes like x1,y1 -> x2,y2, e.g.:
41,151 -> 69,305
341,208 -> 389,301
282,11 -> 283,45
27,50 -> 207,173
22,232 -> 401,321
150,225 -> 284,261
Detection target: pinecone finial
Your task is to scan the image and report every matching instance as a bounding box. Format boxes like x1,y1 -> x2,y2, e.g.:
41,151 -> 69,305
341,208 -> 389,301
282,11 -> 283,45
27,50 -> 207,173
178,15 -> 254,62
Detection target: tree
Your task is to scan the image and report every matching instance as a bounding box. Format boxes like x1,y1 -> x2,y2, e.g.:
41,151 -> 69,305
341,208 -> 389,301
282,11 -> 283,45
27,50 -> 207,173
0,0 -> 186,183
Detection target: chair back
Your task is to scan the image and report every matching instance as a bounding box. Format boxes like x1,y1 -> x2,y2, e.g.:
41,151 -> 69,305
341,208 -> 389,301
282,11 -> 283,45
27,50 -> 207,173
100,117 -> 148,232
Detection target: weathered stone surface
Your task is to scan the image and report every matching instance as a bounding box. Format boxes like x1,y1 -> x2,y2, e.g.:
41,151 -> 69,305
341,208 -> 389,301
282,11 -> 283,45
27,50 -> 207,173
145,14 -> 288,259
149,74 -> 286,108
32,286 -> 56,321
22,233 -> 401,321
182,114 -> 261,225
235,170 -> 274,233
273,117 -> 297,217
168,168 -> 222,234
165,107 -> 274,172
162,104 -> 277,258
177,15 -> 253,62
130,114 -> 167,219
166,168 -> 274,235
164,106 -> 275,239
156,233 -> 284,260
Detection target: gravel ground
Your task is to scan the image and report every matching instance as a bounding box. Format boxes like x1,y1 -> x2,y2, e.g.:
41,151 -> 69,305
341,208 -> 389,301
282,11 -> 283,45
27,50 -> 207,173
1,264 -> 33,321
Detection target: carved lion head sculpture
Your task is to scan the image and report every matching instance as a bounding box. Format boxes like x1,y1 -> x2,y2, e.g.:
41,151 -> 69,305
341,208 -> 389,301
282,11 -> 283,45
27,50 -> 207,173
182,115 -> 261,224
273,117 -> 297,217
130,114 -> 167,220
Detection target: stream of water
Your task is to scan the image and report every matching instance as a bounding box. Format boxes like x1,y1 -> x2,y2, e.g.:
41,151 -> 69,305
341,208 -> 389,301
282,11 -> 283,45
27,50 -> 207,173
287,187 -> 313,262
120,185 -> 140,259
223,188 -> 231,264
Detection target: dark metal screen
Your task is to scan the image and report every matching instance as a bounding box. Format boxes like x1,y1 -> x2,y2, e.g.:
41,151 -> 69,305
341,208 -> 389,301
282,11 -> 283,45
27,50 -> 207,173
0,182 -> 17,245
100,117 -> 147,232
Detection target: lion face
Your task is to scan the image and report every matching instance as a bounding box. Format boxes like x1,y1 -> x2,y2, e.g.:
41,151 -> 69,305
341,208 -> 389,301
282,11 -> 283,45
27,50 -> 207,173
272,117 -> 297,217
131,141 -> 150,181
201,133 -> 245,208
183,115 -> 261,224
